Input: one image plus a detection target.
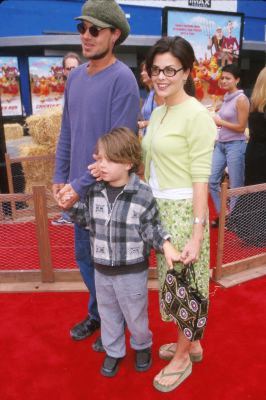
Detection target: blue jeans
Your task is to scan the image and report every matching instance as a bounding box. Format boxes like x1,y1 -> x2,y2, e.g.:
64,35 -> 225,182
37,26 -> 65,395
209,140 -> 246,214
74,224 -> 100,322
61,211 -> 71,221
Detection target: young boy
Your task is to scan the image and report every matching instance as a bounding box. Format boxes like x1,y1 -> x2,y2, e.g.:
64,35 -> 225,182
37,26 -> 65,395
68,127 -> 180,377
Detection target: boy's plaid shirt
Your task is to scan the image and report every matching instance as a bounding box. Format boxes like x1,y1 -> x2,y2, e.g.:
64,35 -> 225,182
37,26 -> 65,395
69,173 -> 170,267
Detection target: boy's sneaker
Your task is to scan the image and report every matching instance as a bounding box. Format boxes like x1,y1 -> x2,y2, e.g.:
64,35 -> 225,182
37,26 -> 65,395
101,355 -> 122,377
135,347 -> 152,372
51,216 -> 73,226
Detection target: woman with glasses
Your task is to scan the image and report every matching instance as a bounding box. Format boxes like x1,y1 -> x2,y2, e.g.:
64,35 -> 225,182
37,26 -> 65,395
142,36 -> 216,393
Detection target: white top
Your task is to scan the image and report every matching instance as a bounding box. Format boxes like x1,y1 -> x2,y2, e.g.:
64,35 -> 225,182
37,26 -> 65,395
149,162 -> 193,200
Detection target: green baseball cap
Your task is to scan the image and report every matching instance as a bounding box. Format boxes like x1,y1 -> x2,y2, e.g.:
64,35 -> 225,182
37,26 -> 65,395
75,0 -> 130,46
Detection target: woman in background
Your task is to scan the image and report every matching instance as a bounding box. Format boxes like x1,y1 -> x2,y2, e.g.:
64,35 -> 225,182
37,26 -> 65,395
138,62 -> 164,136
209,63 -> 249,227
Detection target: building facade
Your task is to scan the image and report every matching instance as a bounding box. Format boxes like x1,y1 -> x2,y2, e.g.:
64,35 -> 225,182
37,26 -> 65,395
0,0 -> 265,116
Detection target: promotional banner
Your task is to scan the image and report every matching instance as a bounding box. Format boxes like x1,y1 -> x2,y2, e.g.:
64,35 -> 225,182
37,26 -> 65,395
0,57 -> 22,117
118,0 -> 237,12
163,8 -> 244,109
29,57 -> 65,115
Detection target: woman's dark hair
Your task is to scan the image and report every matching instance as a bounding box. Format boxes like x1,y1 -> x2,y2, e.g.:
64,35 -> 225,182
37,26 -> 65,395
146,36 -> 196,97
222,63 -> 241,79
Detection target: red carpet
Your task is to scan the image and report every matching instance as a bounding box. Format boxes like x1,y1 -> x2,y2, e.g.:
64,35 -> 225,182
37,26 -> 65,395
1,278 -> 266,400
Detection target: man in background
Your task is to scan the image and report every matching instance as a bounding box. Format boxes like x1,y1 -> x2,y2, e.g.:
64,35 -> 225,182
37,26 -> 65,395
63,52 -> 81,79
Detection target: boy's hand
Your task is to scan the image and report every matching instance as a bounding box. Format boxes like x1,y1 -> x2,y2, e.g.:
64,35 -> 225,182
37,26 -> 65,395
163,241 -> 181,269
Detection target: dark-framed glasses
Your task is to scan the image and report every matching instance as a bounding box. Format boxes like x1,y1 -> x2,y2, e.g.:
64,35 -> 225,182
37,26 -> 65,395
77,22 -> 106,37
151,65 -> 184,77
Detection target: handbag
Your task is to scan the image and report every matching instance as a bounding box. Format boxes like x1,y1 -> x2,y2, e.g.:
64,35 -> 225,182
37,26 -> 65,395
161,263 -> 209,342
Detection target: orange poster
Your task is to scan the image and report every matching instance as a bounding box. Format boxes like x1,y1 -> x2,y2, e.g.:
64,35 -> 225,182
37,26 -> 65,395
29,57 -> 65,115
0,57 -> 22,117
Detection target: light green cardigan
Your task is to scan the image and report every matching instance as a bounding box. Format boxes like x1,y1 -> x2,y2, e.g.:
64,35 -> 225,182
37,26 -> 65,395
142,97 -> 217,189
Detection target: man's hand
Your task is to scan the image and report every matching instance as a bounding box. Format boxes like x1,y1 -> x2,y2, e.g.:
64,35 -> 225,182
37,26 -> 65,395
57,184 -> 79,209
52,183 -> 65,202
88,153 -> 102,181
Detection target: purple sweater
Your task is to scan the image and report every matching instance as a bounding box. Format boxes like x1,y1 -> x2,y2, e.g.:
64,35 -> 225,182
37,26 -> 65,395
218,90 -> 247,142
53,60 -> 140,197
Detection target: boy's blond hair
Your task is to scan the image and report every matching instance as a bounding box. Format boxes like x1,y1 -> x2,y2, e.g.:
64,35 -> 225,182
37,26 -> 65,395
97,127 -> 142,173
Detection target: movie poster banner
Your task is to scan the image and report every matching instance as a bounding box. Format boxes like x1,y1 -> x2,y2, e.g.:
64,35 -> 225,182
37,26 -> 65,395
29,57 -> 65,115
118,1 -> 237,12
0,57 -> 22,117
163,8 -> 244,110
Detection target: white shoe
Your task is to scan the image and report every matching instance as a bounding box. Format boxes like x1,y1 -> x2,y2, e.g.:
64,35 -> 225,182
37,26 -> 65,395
51,216 -> 73,226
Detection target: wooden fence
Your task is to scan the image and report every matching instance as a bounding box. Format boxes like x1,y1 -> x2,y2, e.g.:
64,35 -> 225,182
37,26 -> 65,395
1,152 -> 265,287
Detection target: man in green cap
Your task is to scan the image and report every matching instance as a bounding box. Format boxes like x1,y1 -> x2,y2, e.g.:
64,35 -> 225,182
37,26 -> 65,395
53,0 -> 141,375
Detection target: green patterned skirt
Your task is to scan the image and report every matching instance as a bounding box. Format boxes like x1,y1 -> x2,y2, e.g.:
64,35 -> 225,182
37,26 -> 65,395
156,198 -> 210,322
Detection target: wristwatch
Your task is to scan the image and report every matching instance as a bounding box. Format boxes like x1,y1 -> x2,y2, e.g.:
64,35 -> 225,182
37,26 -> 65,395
192,217 -> 207,227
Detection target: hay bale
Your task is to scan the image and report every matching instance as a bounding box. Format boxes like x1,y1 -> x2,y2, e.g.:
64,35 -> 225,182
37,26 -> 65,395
26,110 -> 62,151
19,144 -> 55,200
19,143 -> 52,157
24,115 -> 40,142
4,123 -> 23,140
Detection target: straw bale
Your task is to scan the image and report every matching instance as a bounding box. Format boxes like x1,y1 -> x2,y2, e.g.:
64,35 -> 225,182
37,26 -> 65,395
25,115 -> 41,142
26,110 -> 62,151
19,144 -> 55,198
4,123 -> 23,140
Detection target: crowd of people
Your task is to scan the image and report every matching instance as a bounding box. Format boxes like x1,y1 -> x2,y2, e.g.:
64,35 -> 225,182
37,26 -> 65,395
52,0 -> 265,394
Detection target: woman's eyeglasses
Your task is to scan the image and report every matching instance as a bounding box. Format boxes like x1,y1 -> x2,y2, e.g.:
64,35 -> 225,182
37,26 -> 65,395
150,66 -> 184,77
77,22 -> 106,37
